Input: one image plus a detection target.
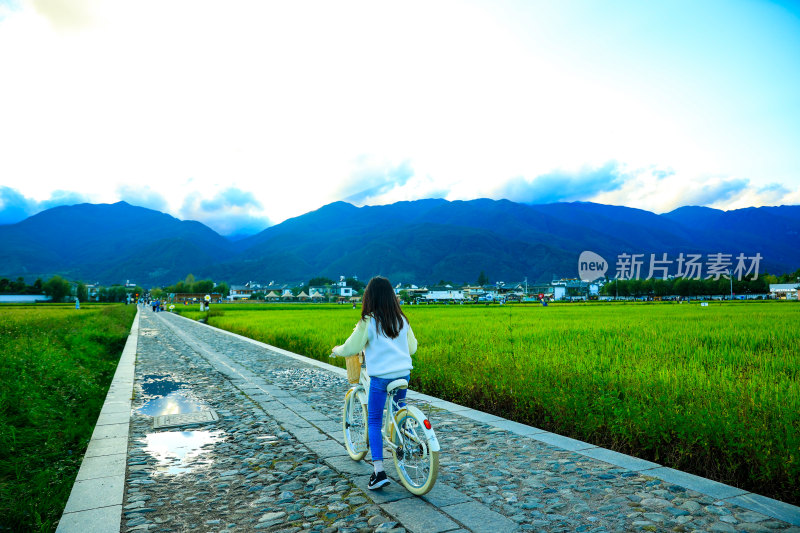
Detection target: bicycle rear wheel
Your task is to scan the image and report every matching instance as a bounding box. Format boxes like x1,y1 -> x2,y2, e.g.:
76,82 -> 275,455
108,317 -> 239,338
342,388 -> 368,460
390,408 -> 439,495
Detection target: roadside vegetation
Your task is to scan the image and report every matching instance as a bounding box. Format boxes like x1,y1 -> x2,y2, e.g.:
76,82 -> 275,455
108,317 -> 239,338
0,275 -> 145,303
179,301 -> 800,504
0,303 -> 136,532
599,272 -> 799,298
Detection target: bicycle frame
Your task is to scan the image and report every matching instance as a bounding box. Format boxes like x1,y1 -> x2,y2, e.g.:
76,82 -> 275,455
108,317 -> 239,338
350,361 -> 440,456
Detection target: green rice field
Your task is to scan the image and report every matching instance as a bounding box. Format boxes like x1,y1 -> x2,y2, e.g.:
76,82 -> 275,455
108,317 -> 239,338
181,301 -> 799,504
0,304 -> 136,532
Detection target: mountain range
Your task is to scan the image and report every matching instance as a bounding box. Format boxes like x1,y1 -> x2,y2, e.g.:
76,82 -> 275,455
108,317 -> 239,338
1,199 -> 798,287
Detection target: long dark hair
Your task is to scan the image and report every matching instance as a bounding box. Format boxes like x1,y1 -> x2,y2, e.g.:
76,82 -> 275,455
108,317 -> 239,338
361,276 -> 408,339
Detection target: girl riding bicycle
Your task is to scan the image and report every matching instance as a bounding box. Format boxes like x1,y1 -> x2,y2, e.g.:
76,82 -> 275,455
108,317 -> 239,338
332,276 -> 417,489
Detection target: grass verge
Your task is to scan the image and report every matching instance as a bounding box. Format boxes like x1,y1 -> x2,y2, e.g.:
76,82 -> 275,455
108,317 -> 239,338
0,304 -> 136,532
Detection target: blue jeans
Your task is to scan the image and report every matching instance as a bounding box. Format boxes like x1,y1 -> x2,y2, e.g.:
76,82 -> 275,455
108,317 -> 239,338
367,374 -> 409,462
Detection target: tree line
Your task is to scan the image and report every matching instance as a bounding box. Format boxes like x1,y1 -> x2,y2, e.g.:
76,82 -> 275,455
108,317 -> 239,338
4,267 -> 798,303
0,277 -> 43,294
149,274 -> 229,300
598,272 -> 798,298
0,276 -> 143,303
2,273 -> 231,303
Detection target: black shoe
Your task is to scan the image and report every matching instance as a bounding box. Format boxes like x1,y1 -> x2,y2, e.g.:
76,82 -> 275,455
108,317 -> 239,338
368,470 -> 390,490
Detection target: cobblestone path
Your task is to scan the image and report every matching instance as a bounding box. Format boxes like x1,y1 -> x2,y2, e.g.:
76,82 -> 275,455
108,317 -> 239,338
123,310 -> 800,533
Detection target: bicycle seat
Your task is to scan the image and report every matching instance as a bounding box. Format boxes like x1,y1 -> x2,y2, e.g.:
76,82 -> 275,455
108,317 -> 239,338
387,379 -> 408,393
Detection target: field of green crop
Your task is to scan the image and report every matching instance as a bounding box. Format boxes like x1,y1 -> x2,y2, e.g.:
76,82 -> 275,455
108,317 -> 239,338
181,301 -> 799,504
0,304 -> 136,532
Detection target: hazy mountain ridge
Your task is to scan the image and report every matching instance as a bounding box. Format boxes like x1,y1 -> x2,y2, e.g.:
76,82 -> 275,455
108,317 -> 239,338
0,202 -> 235,284
1,200 -> 798,286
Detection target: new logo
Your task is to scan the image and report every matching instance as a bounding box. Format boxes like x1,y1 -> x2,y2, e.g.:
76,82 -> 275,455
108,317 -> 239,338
578,251 -> 608,282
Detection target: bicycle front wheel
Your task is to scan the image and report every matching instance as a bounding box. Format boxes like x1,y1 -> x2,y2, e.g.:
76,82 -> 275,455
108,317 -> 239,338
342,388 -> 368,461
390,408 -> 439,495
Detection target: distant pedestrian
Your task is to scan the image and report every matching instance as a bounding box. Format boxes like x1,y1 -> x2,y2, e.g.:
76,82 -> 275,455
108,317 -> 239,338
75,298 -> 80,310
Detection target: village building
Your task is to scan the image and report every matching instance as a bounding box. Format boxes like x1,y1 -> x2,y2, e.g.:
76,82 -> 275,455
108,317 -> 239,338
228,281 -> 266,301
308,289 -> 326,300
770,283 -> 799,300
395,284 -> 428,301
422,285 -> 466,302
478,284 -> 501,301
460,285 -> 484,300
524,284 -> 562,301
0,294 -> 50,303
228,285 -> 253,301
550,278 -> 600,300
308,285 -> 331,297
173,293 -> 223,303
336,276 -> 354,298
310,276 -> 355,299
265,290 -> 280,301
86,283 -> 101,301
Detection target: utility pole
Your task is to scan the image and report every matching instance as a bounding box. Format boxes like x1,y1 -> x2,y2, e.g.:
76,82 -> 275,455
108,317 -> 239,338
729,269 -> 733,301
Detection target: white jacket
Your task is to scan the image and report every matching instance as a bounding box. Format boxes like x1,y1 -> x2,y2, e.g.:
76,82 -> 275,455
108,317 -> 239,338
333,315 -> 417,379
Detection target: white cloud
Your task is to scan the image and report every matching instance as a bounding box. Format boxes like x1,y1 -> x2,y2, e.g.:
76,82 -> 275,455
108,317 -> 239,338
0,186 -> 89,223
27,0 -> 98,30
117,185 -> 168,212
179,188 -> 269,236
0,0 -> 797,232
590,169 -> 800,214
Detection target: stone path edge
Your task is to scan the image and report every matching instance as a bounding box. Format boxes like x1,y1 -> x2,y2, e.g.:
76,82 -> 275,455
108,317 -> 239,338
171,311 -> 800,527
56,309 -> 140,533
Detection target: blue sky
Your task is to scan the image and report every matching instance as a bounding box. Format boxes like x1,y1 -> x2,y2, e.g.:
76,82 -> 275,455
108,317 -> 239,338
0,0 -> 798,235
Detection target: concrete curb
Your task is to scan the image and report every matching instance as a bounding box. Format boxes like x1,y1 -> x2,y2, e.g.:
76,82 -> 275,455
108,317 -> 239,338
171,311 -> 800,527
56,309 -> 139,533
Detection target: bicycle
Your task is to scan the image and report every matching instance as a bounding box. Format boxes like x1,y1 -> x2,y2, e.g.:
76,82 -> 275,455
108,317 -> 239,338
340,353 -> 440,495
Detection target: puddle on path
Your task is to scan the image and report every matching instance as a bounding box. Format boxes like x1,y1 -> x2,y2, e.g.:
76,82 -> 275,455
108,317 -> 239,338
141,430 -> 224,475
137,374 -> 209,416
